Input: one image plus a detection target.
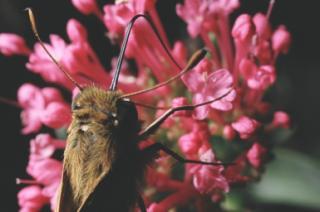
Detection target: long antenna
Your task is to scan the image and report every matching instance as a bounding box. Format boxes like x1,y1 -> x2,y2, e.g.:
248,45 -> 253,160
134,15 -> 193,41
25,8 -> 83,91
266,0 -> 276,20
121,48 -> 207,98
109,14 -> 182,91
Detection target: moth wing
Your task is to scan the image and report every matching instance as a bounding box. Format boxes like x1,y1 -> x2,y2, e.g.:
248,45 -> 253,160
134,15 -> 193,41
55,169 -> 77,212
77,169 -> 111,211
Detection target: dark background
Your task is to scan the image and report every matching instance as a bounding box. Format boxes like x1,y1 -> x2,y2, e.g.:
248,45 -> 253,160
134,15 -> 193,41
0,0 -> 319,211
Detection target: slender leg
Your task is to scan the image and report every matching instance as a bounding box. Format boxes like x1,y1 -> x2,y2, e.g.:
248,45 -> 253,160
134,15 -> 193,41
137,193 -> 146,212
142,143 -> 233,166
138,89 -> 232,139
139,105 -> 193,139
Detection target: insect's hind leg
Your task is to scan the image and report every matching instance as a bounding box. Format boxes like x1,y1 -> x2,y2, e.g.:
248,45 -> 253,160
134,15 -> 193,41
141,142 -> 233,166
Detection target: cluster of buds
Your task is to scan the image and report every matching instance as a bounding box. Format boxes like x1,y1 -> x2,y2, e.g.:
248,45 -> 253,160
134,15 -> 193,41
0,0 -> 291,211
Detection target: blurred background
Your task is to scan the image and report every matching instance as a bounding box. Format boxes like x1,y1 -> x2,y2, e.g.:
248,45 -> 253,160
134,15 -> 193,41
0,0 -> 319,211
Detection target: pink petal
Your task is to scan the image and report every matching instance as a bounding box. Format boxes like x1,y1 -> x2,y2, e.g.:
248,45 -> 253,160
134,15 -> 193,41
232,116 -> 259,139
272,25 -> 291,54
178,133 -> 201,155
30,134 -> 65,159
41,87 -> 64,104
247,65 -> 275,90
204,69 -> 234,99
0,33 -> 31,56
223,125 -> 236,141
272,111 -> 290,128
27,158 -> 62,185
18,83 -> 45,109
182,70 -> 204,93
67,19 -> 88,43
21,109 -> 43,134
232,14 -> 254,42
192,93 -> 209,120
71,0 -> 100,15
246,143 -> 267,168
41,102 -> 71,129
18,186 -> 48,211
210,89 -> 236,111
192,149 -> 229,194
253,13 -> 271,40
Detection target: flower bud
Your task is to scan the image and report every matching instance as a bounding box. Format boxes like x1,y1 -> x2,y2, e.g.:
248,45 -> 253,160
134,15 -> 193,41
272,25 -> 291,54
71,0 -> 99,15
0,33 -> 31,56
67,19 -> 88,43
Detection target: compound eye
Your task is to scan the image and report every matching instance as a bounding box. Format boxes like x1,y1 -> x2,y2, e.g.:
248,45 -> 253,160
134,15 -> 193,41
72,102 -> 81,110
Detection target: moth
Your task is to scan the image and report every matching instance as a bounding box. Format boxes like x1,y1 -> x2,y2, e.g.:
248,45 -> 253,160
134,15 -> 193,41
26,8 -> 232,212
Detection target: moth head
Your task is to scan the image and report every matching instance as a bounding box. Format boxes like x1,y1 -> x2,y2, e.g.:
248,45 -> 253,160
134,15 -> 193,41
71,86 -> 139,132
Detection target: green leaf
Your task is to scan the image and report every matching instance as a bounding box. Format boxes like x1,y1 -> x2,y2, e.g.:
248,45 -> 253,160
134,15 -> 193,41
249,148 -> 320,209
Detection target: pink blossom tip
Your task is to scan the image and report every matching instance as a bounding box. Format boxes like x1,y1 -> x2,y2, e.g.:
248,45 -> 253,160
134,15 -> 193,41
67,19 -> 88,43
246,143 -> 267,168
71,0 -> 100,15
272,111 -> 291,128
232,116 -> 259,139
272,25 -> 291,54
0,33 -> 31,56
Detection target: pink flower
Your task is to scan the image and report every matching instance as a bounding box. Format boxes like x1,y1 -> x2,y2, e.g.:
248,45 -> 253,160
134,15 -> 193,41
178,132 -> 202,155
176,0 -> 210,38
272,25 -> 291,55
232,14 -> 255,42
103,0 -> 157,37
63,41 -> 111,86
71,0 -> 100,16
18,186 -> 48,212
247,65 -> 276,90
223,125 -> 236,141
146,168 -> 184,192
224,154 -> 249,183
27,23 -> 111,90
18,83 -> 71,134
67,19 -> 88,43
177,0 -> 239,38
191,149 -> 229,199
27,158 -> 62,186
0,33 -> 31,56
272,111 -> 290,128
246,143 -> 267,168
26,35 -> 74,90
30,134 -> 65,160
232,116 -> 259,139
104,0 -> 183,85
239,59 -> 276,90
183,66 -> 236,119
253,13 -> 271,40
41,102 -> 71,128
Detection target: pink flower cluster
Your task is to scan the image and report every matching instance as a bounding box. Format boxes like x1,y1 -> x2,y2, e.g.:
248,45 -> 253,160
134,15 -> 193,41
0,0 -> 291,211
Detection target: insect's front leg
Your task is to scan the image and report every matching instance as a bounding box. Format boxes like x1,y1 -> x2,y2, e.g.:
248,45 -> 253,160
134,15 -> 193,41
138,89 -> 232,139
139,105 -> 194,139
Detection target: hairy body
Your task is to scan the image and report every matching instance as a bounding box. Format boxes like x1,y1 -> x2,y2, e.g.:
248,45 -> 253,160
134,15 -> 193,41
56,87 -> 145,212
